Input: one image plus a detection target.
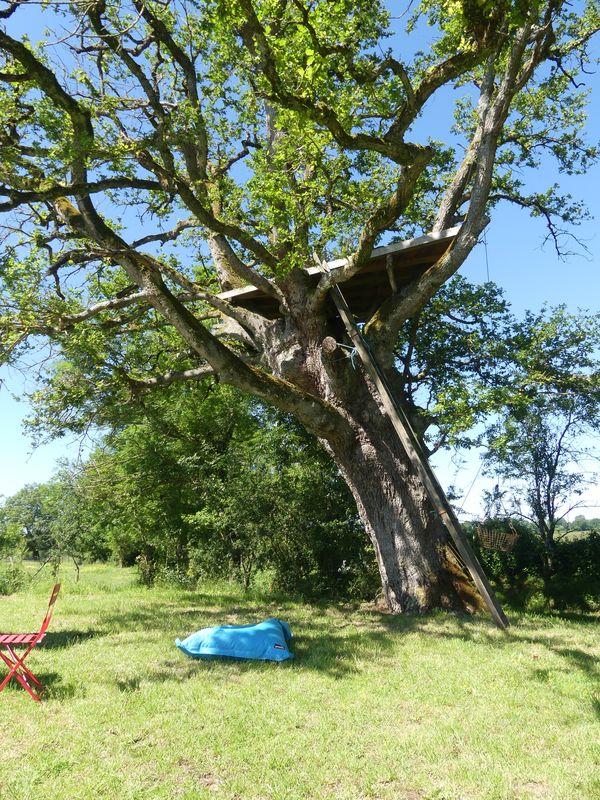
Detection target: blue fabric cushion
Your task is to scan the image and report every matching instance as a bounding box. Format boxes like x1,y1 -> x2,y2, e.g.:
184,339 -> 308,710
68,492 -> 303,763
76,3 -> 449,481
175,618 -> 294,662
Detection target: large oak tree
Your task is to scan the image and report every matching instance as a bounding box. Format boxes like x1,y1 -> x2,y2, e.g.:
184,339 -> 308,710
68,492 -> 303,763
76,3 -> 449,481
0,0 -> 598,613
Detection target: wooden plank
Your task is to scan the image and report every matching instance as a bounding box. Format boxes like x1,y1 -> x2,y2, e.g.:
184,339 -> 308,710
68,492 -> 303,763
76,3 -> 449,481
328,282 -> 510,630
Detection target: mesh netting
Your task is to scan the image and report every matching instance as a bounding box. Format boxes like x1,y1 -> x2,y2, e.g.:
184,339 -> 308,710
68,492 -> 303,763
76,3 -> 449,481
476,526 -> 519,552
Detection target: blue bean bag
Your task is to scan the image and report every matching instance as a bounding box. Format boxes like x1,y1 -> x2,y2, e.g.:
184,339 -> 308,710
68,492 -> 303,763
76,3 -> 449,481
175,618 -> 294,662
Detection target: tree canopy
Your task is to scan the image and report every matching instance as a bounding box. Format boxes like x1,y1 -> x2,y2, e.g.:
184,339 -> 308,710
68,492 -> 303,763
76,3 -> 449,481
1,1 -> 597,383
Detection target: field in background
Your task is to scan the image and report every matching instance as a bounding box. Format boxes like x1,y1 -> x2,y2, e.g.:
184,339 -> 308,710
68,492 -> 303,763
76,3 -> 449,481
0,565 -> 598,800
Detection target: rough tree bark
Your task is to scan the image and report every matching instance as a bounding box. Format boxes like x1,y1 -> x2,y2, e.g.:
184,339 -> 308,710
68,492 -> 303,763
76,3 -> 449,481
245,286 -> 482,613
320,386 -> 481,613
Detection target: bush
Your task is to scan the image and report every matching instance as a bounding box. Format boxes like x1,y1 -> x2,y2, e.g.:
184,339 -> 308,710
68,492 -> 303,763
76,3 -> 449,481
468,519 -> 600,611
550,531 -> 600,610
0,559 -> 28,595
266,517 -> 380,601
467,519 -> 543,609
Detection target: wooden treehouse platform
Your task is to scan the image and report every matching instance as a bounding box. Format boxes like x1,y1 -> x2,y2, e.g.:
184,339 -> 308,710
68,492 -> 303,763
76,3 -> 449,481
218,226 -> 460,320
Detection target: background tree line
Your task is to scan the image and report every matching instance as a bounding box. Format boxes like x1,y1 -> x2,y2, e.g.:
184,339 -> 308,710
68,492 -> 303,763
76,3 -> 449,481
0,384 -> 380,600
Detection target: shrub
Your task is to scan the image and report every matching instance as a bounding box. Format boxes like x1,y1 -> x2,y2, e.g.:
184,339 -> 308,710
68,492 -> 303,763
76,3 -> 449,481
0,559 -> 28,595
467,519 -> 600,611
550,531 -> 600,610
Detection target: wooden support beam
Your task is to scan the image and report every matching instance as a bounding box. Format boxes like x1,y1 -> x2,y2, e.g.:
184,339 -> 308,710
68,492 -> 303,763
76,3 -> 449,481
328,281 -> 510,630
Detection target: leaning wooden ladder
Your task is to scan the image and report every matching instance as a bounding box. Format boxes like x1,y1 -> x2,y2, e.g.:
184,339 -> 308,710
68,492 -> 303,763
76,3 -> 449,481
328,282 -> 509,630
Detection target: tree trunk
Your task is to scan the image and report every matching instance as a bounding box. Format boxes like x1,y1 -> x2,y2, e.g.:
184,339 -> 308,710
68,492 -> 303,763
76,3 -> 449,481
257,305 -> 484,615
539,529 -> 557,598
294,342 -> 482,614
323,413 -> 482,614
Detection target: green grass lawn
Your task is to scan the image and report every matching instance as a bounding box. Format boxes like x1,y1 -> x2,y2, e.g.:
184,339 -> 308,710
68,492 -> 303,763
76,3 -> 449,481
0,565 -> 598,800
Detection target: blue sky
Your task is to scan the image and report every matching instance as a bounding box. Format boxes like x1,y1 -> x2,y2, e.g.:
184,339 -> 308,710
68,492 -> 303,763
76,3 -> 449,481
1,5 -> 599,516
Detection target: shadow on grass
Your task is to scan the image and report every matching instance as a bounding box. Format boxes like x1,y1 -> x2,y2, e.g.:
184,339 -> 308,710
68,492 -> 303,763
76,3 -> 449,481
99,600 -> 312,635
553,646 -> 599,679
402,611 -> 599,715
42,630 -> 101,649
100,598 -> 598,685
116,676 -> 143,692
132,609 -> 425,683
50,587 -> 598,718
546,611 -> 600,626
0,672 -> 79,701
43,674 -> 79,700
98,601 -> 266,632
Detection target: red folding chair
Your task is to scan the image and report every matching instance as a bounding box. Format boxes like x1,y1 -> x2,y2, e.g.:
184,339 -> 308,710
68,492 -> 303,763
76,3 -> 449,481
0,583 -> 61,702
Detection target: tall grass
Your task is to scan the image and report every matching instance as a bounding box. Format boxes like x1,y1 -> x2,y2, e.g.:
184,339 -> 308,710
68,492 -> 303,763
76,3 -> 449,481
0,565 -> 598,800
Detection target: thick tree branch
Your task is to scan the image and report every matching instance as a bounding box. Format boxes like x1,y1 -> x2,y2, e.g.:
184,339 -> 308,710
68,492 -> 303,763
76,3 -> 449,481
35,182 -> 343,436
366,15 -> 551,360
86,1 -> 168,130
0,29 -> 93,141
130,218 -> 198,249
124,365 -> 215,391
131,0 -> 209,180
0,69 -> 29,81
311,156 -> 432,309
0,178 -> 162,213
50,252 -> 268,337
173,176 -> 281,275
437,8 -> 560,235
60,290 -> 152,327
435,58 -> 497,233
206,232 -> 285,305
0,3 -> 18,19
386,46 -> 495,145
125,263 -> 344,436
0,17 -> 284,307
